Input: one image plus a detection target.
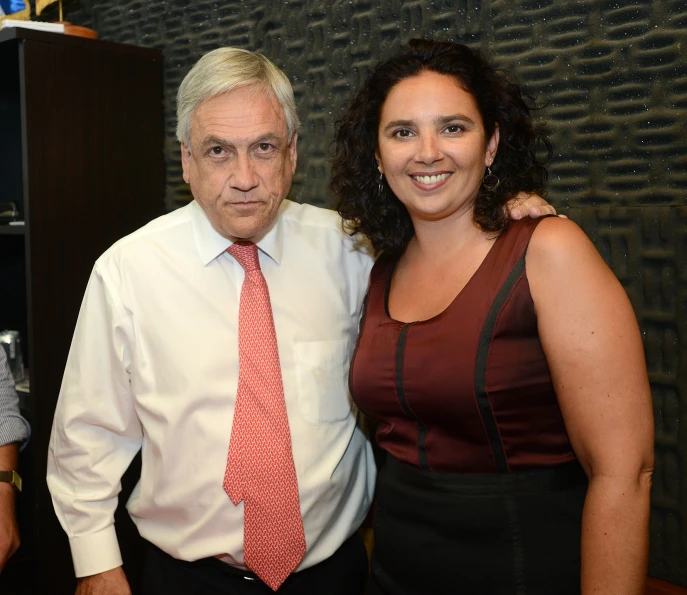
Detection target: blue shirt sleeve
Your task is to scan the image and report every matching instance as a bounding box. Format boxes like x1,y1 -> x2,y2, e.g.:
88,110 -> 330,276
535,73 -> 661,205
0,345 -> 30,448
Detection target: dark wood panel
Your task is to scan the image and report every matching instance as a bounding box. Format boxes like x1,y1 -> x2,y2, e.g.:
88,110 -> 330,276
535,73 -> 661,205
0,32 -> 165,594
0,27 -> 161,59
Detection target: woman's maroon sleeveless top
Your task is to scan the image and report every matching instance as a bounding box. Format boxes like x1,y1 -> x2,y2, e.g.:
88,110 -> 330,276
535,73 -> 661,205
350,218 -> 577,473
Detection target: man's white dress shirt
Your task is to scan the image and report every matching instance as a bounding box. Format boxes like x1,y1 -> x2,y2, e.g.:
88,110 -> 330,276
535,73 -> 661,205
47,199 -> 376,578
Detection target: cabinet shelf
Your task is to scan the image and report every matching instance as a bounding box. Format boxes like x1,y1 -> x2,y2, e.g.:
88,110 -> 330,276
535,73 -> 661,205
0,225 -> 25,235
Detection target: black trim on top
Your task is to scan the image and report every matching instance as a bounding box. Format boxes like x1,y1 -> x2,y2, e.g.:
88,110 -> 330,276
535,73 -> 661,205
395,323 -> 429,469
474,256 -> 527,473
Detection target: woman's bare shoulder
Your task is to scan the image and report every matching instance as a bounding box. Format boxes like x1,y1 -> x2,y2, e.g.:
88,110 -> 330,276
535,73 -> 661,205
526,216 -> 604,274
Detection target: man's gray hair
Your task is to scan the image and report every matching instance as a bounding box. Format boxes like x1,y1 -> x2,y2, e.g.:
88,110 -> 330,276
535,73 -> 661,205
176,47 -> 300,146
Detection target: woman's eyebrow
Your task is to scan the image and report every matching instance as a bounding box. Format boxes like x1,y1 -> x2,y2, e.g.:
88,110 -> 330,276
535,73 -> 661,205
383,119 -> 415,132
436,114 -> 476,125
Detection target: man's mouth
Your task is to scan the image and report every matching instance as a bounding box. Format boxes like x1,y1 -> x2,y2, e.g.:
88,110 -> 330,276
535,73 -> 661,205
228,199 -> 261,206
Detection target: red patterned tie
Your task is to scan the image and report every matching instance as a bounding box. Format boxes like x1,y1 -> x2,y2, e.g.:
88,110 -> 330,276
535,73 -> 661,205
223,241 -> 306,591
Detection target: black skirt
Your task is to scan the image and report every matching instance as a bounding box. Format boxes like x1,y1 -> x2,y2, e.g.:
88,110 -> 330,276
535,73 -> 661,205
368,456 -> 587,595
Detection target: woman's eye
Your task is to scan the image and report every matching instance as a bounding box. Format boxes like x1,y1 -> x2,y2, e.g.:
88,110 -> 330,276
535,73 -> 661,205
394,128 -> 413,138
445,125 -> 462,133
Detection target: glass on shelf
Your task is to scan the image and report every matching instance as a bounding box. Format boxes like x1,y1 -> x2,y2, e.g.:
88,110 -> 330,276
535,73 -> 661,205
15,374 -> 29,394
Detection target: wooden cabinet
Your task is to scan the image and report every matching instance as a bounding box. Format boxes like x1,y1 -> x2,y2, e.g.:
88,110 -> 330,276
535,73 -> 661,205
0,28 -> 164,594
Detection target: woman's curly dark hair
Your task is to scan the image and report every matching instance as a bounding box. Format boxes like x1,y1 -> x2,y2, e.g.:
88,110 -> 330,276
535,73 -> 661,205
331,39 -> 552,256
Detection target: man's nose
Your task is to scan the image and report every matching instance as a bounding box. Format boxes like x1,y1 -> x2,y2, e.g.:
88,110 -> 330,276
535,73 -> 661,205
229,153 -> 259,192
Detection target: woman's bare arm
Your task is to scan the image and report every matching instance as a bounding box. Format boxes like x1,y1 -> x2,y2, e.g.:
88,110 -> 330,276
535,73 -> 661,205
527,217 -> 653,595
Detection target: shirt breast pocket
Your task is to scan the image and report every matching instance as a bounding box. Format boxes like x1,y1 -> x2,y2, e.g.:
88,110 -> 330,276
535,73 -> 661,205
294,339 -> 353,424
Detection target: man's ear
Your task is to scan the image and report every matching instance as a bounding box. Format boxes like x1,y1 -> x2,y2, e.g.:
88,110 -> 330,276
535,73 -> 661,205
289,132 -> 298,175
180,142 -> 191,184
485,124 -> 500,166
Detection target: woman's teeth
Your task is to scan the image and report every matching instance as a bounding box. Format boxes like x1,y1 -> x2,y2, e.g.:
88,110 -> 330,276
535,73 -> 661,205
412,173 -> 451,184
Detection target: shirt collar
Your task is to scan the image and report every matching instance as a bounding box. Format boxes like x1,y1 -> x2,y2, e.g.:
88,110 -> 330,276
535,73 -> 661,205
190,199 -> 284,266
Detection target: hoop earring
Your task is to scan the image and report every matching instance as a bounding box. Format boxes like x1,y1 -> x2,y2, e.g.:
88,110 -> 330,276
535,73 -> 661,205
482,167 -> 500,191
378,172 -> 385,198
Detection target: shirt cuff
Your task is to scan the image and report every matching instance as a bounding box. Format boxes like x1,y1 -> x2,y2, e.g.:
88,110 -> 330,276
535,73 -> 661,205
69,526 -> 123,578
0,417 -> 31,449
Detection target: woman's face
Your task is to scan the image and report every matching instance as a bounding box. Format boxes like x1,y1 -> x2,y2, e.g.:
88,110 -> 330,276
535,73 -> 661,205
376,71 -> 499,225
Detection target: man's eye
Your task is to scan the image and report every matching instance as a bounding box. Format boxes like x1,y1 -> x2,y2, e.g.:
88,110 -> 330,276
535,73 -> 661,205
257,143 -> 273,152
210,146 -> 224,155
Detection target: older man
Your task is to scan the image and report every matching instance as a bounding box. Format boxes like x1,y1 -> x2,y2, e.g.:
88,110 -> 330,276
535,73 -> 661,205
47,47 -> 554,595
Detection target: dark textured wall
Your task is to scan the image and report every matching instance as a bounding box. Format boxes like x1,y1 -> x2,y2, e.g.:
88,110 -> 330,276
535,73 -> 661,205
48,0 -> 687,586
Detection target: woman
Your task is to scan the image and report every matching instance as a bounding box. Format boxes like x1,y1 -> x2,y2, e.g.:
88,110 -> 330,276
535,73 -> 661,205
331,40 -> 653,595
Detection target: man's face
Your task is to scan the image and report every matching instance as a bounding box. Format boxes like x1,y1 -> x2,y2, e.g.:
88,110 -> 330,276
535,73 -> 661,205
181,85 -> 297,241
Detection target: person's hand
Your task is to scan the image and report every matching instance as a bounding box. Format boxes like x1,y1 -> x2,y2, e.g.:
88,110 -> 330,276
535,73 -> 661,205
0,483 -> 19,572
506,192 -> 567,220
75,567 -> 131,595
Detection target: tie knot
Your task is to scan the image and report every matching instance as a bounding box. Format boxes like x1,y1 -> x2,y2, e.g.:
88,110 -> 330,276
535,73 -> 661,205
228,242 -> 261,272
